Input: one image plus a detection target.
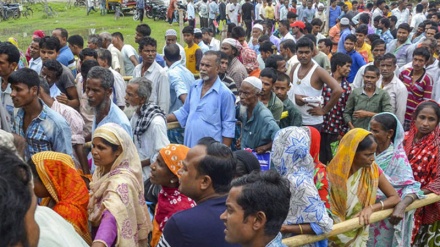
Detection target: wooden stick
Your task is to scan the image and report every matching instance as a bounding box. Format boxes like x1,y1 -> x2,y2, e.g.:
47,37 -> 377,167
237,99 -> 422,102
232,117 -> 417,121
167,121 -> 181,130
282,194 -> 440,246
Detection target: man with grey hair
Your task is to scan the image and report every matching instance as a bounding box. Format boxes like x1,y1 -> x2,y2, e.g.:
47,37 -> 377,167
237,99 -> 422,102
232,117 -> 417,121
86,66 -> 132,138
87,34 -> 102,50
96,48 -> 126,110
100,31 -> 124,75
162,29 -> 186,66
125,77 -> 169,180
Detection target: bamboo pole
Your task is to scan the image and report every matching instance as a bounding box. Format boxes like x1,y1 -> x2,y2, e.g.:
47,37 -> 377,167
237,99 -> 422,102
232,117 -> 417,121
167,121 -> 181,130
282,193 -> 440,246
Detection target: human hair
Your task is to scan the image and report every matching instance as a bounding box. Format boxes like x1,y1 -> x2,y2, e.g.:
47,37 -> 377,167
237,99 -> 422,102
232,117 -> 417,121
182,25 -> 195,34
376,0 -> 385,6
413,101 -> 440,124
355,24 -> 369,35
79,47 -> 98,61
276,72 -> 290,84
227,23 -> 237,33
388,15 -> 397,23
416,3 -> 423,12
111,32 -> 124,42
264,55 -> 285,71
194,32 -> 203,39
359,13 -> 371,24
0,42 -> 20,64
204,50 -> 221,66
364,65 -> 380,76
164,43 -> 181,63
197,137 -> 217,146
305,23 -> 313,34
260,67 -> 278,83
427,26 -> 439,33
280,39 -> 295,53
345,34 -> 357,43
311,18 -> 322,26
318,38 -> 332,50
42,59 -> 63,79
424,37 -> 438,50
86,66 -> 114,90
67,34 -> 84,48
138,37 -> 157,52
374,15 -> 383,23
99,32 -> 112,43
32,37 -> 41,44
39,36 -> 61,52
230,170 -> 290,236
96,48 -> 112,66
330,53 -> 352,73
379,52 -> 397,65
413,47 -> 431,61
304,34 -> 317,45
54,28 -> 68,39
233,150 -> 261,178
197,142 -> 236,193
0,147 -> 33,247
352,0 -> 358,4
435,32 -> 440,39
370,36 -> 385,50
80,59 -> 99,78
287,12 -> 297,19
259,41 -> 276,53
296,37 -> 314,51
9,68 -> 40,91
279,19 -> 290,29
356,134 -> 375,152
136,23 -> 151,37
258,35 -> 270,43
231,26 -> 246,39
88,34 -> 102,48
380,17 -> 391,28
39,76 -> 50,95
128,77 -> 152,100
371,113 -> 397,141
366,2 -> 374,9
220,51 -> 230,62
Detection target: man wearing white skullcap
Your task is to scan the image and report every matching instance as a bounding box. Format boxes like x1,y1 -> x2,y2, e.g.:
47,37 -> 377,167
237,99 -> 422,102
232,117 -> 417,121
162,29 -> 186,66
237,76 -> 280,153
249,24 -> 264,55
221,38 -> 248,88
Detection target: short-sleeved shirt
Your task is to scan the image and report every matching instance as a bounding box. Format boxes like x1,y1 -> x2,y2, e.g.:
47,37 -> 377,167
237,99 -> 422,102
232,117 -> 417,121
167,62 -> 195,113
241,2 -> 253,21
329,6 -> 341,27
121,44 -> 139,76
322,78 -> 351,135
56,64 -> 75,95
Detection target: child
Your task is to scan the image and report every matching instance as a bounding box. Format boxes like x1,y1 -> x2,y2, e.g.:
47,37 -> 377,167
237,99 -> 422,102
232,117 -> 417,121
182,26 -> 203,75
344,34 -> 366,83
355,24 -> 373,63
273,72 -> 302,128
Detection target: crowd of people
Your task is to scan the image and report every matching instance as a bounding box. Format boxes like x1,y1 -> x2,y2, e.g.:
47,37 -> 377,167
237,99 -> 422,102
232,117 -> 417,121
1,0 -> 440,246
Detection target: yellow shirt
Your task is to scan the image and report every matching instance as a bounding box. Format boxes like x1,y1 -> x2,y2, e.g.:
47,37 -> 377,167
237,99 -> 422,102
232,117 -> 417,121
185,43 -> 200,74
344,0 -> 352,11
265,6 -> 275,20
356,42 -> 373,63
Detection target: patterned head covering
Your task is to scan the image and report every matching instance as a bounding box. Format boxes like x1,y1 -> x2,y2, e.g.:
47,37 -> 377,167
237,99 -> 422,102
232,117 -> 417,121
32,30 -> 45,39
7,37 -> 19,48
222,38 -> 243,52
241,48 -> 259,71
159,144 -> 190,176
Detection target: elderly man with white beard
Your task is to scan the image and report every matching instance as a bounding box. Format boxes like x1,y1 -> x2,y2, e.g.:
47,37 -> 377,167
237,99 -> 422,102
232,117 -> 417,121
166,51 -> 236,148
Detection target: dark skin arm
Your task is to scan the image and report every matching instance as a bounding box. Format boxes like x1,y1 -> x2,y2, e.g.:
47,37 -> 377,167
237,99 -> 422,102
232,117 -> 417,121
179,94 -> 187,103
166,113 -> 177,122
280,223 -> 315,235
307,68 -> 343,116
56,87 -> 80,110
255,142 -> 272,154
129,55 -> 139,67
141,159 -> 151,168
222,137 -> 232,147
389,194 -> 417,225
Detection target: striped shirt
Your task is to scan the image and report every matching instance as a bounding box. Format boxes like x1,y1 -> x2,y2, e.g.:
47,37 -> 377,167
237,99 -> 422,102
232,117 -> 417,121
399,68 -> 433,123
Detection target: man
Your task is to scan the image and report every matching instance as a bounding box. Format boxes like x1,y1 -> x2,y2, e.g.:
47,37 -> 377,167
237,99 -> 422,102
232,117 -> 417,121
386,23 -> 415,67
162,29 -> 187,65
187,0 -> 195,27
96,48 -> 126,110
399,47 -> 433,130
209,0 -> 219,33
378,18 -> 394,43
344,65 -> 393,130
39,78 -> 88,174
311,18 -> 326,44
279,20 -> 295,41
280,39 -> 298,75
329,0 -> 342,28
353,39 -> 387,88
389,15 -> 398,38
318,38 -> 333,61
411,4 -> 426,30
241,0 -> 254,39
355,24 -> 373,63
125,77 -> 169,180
221,170 -> 291,247
198,0 -> 209,28
0,42 -> 19,126
392,0 -> 409,27
10,68 -> 73,160
158,140 -> 239,247
85,66 -> 132,138
202,27 -> 221,51
372,0 -> 386,20
302,0 -> 315,23
219,51 -> 238,95
29,38 -> 42,73
337,17 -> 352,53
221,38 -> 248,88
134,24 -> 166,67
425,26 -> 438,39
87,34 -> 102,49
290,21 -> 306,43
262,20 -> 281,51
304,34 -> 331,73
111,32 -> 139,76
411,21 -> 426,44
194,28 -> 210,53
344,34 -> 366,83
67,34 -> 83,58
231,26 -> 247,46
274,72 -> 302,128
237,76 -> 280,153
100,32 -> 124,75
378,53 -> 408,124
166,51 -> 236,148
52,28 -> 76,76
279,0 -> 288,21
289,37 -> 343,131
77,59 -> 98,137
320,53 -> 352,164
182,25 -> 203,75
259,68 -> 283,121
40,59 -> 63,98
133,37 -> 170,113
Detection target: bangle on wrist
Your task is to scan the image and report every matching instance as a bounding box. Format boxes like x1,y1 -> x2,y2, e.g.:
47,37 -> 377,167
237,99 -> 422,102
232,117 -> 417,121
298,224 -> 303,234
380,200 -> 384,210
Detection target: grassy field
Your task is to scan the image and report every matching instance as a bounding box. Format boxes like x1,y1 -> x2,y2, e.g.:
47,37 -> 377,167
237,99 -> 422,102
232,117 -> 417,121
0,2 -> 181,52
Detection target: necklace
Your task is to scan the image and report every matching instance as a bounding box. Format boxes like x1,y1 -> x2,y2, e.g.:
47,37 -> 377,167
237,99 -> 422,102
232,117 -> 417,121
296,64 -> 314,85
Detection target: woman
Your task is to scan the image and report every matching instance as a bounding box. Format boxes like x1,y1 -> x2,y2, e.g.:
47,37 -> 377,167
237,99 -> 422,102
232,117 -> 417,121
233,149 -> 261,178
272,126 -> 333,247
88,123 -> 152,247
28,151 -> 91,245
367,113 -> 423,247
328,128 -> 400,246
306,126 -> 330,209
403,100 -> 440,246
150,144 -> 196,246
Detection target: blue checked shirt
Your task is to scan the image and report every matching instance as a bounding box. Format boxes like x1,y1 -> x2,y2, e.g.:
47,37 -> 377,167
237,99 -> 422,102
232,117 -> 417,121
266,233 -> 287,247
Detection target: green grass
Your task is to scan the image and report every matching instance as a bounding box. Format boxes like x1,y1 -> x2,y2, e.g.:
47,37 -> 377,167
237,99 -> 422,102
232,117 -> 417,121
0,2 -> 181,52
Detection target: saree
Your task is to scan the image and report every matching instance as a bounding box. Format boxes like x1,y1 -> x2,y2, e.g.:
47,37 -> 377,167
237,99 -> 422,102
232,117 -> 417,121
403,101 -> 440,246
272,127 -> 333,247
31,151 -> 91,245
367,112 -> 423,247
327,128 -> 380,246
88,123 -> 152,247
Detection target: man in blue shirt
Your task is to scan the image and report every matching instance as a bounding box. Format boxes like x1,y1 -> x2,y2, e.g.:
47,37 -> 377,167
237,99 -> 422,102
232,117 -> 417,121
167,51 -> 236,148
344,34 -> 366,83
378,17 -> 394,43
209,0 -> 219,33
337,17 -> 352,53
329,0 -> 342,27
52,28 -> 76,77
221,170 -> 291,247
10,68 -> 73,160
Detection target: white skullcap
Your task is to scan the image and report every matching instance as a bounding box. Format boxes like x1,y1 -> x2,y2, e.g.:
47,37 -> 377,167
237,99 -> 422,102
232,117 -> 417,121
243,76 -> 262,91
165,29 -> 177,36
253,24 -> 264,31
340,17 -> 350,26
194,28 -> 202,34
318,3 -> 324,8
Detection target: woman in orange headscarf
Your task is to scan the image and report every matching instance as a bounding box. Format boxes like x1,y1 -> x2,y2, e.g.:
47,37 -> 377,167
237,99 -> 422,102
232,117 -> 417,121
28,151 -> 91,245
150,144 -> 196,246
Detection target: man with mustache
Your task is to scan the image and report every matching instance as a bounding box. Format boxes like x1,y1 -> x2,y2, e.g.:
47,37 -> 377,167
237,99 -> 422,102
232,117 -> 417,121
166,51 -> 236,148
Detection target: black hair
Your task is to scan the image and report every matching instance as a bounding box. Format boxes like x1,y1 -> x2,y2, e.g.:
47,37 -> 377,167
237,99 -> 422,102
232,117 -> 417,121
311,18 -> 322,27
374,15 -> 383,23
388,15 -> 397,23
366,2 -> 374,9
79,47 -> 98,61
197,141 -> 236,193
96,48 -> 112,66
204,50 -> 222,66
330,53 -> 352,73
380,17 -> 391,28
318,38 -> 332,50
231,26 -> 246,39
101,138 -> 120,152
413,47 -> 431,61
287,12 -> 297,19
87,66 -> 114,90
67,34 -> 84,48
227,23 -> 237,33
352,0 -> 358,4
416,3 -> 424,12
304,34 -> 317,45
359,13 -> 371,24
0,42 -> 20,64
111,32 -> 124,42
345,34 -> 357,43
39,76 -> 50,95
136,23 -> 151,37
9,68 -> 40,91
80,59 -> 100,79
138,37 -> 157,52
355,24 -> 369,35
164,43 -> 181,63
220,51 -> 229,61
276,72 -> 290,84
42,59 -> 63,79
54,28 -> 68,39
364,65 -> 380,76
259,41 -> 276,53
32,37 -> 41,44
279,19 -> 290,29
296,37 -> 314,51
197,137 -> 217,146
413,101 -> 440,124
376,0 -> 386,6
368,34 -> 381,44
258,35 -> 271,43
434,32 -> 440,39
39,36 -> 61,52
260,67 -> 278,83
182,25 -> 195,34
233,150 -> 261,178
231,170 -> 290,236
280,39 -> 296,53
305,23 -> 313,34
372,113 -> 398,141
194,32 -> 203,39
427,26 -> 439,33
356,134 -> 375,152
379,52 -> 397,65
0,147 -> 33,247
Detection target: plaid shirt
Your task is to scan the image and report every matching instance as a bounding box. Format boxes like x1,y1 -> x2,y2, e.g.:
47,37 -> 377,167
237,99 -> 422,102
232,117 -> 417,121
322,78 -> 352,135
13,100 -> 73,160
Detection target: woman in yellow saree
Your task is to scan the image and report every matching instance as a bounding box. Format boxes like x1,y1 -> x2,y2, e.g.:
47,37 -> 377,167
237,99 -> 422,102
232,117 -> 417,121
328,128 -> 400,246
